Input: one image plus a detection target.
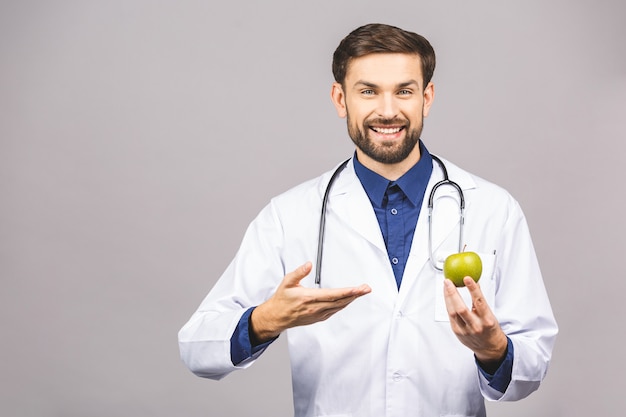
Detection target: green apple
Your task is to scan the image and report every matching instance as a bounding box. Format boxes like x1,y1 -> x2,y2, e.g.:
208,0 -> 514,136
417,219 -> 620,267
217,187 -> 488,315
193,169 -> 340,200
443,251 -> 482,287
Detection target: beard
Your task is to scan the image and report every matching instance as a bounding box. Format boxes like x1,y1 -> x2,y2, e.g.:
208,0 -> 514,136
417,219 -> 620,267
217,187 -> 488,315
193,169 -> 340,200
347,115 -> 423,164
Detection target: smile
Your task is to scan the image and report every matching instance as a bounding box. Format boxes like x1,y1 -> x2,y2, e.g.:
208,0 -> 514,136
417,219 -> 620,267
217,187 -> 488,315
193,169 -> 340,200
370,126 -> 404,134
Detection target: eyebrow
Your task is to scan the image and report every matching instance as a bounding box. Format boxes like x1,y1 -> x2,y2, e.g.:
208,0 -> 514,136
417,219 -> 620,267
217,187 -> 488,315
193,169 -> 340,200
353,80 -> 421,89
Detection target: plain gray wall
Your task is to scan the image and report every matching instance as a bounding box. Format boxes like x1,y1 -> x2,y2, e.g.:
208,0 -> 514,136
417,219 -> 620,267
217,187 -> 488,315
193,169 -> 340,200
1,0 -> 625,416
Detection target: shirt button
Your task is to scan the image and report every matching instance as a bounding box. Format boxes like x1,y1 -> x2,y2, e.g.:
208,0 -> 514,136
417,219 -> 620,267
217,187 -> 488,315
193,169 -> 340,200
391,257 -> 399,265
391,208 -> 398,215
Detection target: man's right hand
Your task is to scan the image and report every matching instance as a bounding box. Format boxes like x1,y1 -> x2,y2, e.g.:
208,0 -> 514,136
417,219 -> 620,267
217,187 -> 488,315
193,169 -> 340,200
250,262 -> 372,344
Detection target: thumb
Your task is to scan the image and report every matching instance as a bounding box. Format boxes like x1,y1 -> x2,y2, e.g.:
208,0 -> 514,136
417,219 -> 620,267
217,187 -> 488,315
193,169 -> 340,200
282,261 -> 313,288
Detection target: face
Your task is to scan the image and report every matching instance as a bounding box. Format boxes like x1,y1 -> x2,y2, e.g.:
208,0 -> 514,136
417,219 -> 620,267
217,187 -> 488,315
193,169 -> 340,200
331,53 -> 434,171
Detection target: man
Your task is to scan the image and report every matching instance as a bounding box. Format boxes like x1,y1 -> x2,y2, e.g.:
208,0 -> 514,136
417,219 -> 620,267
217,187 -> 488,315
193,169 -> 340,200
179,23 -> 557,417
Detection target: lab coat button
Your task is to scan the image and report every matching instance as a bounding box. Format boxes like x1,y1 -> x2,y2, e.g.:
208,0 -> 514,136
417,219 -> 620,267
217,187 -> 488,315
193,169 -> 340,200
392,372 -> 403,382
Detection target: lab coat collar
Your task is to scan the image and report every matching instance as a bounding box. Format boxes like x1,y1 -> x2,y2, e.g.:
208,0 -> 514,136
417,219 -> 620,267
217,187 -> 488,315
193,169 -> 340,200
327,156 -> 476,248
327,160 -> 387,254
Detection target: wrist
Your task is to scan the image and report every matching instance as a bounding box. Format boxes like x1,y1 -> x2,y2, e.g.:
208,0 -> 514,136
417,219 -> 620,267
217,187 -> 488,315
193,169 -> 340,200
250,302 -> 282,344
475,333 -> 508,373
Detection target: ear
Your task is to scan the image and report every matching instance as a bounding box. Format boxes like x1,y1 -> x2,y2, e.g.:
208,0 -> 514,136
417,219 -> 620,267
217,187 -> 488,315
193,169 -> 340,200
330,82 -> 347,118
422,81 -> 435,118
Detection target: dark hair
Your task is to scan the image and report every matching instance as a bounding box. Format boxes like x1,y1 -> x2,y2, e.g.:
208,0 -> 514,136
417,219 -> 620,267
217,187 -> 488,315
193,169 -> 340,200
332,23 -> 436,88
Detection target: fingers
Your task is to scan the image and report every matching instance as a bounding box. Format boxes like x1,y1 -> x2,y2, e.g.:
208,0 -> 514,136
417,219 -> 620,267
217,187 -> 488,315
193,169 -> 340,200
282,262 -> 371,300
322,286 -> 372,306
463,277 -> 490,316
279,262 -> 371,318
442,277 -> 507,363
279,261 -> 371,309
444,277 -> 490,313
443,279 -> 468,314
317,284 -> 372,302
255,264 -> 371,340
443,278 -> 476,328
282,262 -> 313,288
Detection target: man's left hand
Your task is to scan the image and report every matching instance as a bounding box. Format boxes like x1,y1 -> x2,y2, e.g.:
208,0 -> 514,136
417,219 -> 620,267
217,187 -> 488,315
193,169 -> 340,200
443,276 -> 508,370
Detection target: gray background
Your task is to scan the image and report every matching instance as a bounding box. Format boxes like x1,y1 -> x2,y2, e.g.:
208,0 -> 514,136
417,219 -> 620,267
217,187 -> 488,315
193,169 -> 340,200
1,0 -> 625,416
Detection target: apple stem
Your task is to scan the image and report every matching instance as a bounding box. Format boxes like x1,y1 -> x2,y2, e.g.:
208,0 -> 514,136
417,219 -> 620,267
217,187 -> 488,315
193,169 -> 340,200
462,244 -> 467,252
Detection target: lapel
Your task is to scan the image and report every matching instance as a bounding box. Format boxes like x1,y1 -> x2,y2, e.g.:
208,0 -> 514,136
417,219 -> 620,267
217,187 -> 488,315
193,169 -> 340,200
327,160 -> 387,255
325,160 -> 399,300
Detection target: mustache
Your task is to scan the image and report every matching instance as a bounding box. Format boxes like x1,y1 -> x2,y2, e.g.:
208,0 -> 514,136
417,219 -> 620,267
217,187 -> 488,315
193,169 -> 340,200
365,118 -> 408,127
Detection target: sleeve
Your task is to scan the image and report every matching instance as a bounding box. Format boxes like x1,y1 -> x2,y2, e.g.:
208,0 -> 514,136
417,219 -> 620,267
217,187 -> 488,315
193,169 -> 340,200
479,198 -> 558,402
178,201 -> 287,380
230,307 -> 277,365
476,336 -> 514,393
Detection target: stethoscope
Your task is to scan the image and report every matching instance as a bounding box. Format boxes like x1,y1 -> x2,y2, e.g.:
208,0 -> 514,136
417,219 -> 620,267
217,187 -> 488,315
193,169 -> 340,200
315,155 -> 465,287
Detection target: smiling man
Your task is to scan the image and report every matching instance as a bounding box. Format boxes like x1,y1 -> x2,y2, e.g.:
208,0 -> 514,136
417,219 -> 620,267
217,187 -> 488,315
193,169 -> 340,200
179,23 -> 557,417
332,52 -> 433,177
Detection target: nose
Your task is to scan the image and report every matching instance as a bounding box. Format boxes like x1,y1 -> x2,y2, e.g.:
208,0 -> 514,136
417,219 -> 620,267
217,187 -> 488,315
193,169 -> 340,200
376,93 -> 399,119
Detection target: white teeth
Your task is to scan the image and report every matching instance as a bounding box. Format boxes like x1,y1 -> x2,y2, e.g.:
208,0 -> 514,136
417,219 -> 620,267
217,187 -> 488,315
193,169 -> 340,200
372,127 -> 402,134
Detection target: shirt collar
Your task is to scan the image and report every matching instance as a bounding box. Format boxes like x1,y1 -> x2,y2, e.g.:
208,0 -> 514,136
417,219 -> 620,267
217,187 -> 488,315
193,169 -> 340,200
353,140 -> 434,207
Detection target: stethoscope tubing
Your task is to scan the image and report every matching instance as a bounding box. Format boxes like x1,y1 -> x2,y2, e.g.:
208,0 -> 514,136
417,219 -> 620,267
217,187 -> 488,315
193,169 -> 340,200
428,155 -> 465,271
315,155 -> 464,286
315,158 -> 350,287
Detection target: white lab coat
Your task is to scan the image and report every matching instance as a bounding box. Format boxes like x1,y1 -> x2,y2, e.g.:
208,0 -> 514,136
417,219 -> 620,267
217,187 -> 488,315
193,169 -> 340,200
178,157 -> 558,417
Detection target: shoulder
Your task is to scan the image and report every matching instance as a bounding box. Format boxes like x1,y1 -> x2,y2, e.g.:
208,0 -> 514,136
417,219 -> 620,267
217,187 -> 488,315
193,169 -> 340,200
253,160 -> 354,224
438,157 -> 523,219
441,157 -> 514,197
271,160 -> 353,206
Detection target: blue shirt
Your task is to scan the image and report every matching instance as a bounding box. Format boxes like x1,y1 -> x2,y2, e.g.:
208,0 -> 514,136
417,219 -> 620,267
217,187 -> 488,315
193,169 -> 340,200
352,140 -> 432,289
230,141 -> 513,393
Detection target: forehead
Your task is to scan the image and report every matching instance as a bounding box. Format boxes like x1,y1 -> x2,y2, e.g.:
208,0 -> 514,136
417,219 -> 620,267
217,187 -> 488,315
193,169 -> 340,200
344,53 -> 423,88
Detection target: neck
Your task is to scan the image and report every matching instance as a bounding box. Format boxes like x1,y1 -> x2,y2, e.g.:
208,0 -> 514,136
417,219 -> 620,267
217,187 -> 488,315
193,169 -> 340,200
355,146 -> 421,181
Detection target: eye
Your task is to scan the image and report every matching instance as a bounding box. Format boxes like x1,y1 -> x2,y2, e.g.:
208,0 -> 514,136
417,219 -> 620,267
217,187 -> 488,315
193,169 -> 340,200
361,89 -> 375,96
397,89 -> 413,96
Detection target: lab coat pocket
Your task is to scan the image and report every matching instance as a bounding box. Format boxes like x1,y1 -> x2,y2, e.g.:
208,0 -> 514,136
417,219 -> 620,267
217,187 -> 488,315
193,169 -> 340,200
434,251 -> 497,322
